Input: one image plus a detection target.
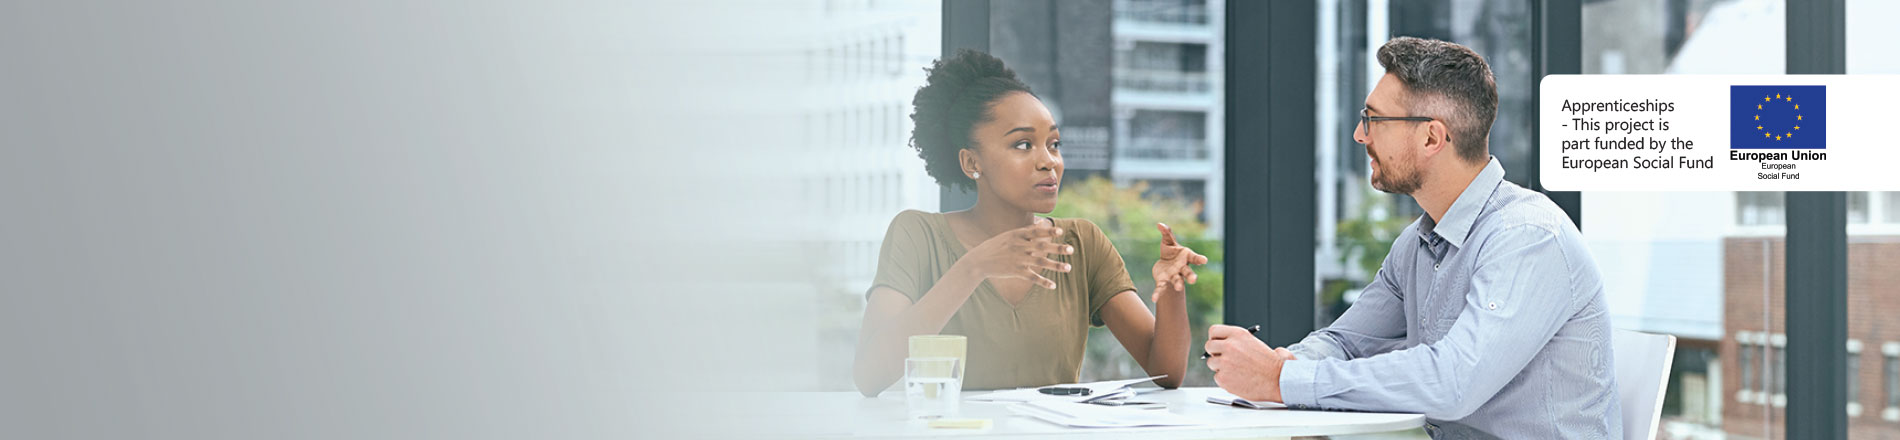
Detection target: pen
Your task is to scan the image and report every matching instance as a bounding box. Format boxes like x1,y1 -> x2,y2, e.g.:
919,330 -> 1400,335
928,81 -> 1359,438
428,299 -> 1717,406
1200,324 -> 1261,360
1037,386 -> 1091,396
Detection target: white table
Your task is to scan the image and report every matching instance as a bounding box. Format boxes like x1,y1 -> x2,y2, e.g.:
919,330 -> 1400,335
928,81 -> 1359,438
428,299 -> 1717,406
669,387 -> 1423,439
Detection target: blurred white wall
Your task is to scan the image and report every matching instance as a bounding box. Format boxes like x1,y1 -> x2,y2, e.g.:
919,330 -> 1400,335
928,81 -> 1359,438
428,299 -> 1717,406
0,1 -> 850,438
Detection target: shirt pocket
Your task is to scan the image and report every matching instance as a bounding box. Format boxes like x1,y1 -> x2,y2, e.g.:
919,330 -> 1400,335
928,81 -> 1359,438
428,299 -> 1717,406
1427,290 -> 1471,340
1423,315 -> 1459,343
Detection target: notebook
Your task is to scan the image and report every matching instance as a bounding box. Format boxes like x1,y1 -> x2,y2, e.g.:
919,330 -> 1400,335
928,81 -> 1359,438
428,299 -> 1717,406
1205,393 -> 1287,410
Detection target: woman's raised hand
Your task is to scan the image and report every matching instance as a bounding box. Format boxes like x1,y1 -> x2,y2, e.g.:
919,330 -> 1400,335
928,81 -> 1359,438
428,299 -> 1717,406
1152,223 -> 1208,296
961,220 -> 1073,289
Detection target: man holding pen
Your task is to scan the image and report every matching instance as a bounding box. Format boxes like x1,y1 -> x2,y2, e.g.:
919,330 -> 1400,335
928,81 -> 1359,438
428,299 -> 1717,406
1203,37 -> 1621,439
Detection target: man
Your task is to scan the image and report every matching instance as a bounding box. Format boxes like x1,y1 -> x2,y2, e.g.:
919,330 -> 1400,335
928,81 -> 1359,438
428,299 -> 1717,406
1203,37 -> 1621,438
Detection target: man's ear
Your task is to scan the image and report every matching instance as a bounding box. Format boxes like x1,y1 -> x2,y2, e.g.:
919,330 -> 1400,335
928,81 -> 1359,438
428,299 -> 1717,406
1420,121 -> 1452,160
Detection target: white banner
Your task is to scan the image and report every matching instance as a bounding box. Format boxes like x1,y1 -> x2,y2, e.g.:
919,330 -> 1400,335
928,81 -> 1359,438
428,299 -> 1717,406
1538,74 -> 1900,191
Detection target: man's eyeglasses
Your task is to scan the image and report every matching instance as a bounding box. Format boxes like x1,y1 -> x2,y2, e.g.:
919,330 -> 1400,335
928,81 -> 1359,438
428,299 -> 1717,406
1359,108 -> 1434,136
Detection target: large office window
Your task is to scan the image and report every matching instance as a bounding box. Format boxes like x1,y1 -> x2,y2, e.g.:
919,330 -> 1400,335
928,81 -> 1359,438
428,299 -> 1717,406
1844,0 -> 1900,435
1581,0 -> 1786,437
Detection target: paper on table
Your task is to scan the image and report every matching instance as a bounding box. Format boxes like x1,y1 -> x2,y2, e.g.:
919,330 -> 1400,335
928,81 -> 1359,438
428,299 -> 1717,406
1006,400 -> 1203,428
965,375 -> 1166,403
1205,392 -> 1286,410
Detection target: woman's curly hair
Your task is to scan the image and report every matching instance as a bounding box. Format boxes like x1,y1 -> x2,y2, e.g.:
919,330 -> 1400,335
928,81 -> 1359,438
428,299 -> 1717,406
908,49 -> 1035,192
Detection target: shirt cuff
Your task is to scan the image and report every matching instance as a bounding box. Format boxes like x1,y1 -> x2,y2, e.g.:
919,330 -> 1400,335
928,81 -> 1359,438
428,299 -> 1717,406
1278,359 -> 1321,409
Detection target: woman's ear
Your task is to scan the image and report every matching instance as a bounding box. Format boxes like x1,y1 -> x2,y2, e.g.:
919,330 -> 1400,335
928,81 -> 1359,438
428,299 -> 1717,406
958,148 -> 980,179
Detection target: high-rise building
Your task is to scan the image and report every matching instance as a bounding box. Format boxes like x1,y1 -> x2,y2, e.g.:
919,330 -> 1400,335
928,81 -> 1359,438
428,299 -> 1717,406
1110,0 -> 1225,236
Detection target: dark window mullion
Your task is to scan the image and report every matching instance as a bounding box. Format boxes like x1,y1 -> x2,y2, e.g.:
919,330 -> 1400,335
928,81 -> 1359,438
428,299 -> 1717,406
1223,0 -> 1316,347
1784,1 -> 1847,437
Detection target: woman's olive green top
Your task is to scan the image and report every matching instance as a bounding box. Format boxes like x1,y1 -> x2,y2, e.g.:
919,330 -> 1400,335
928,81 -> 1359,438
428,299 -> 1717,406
869,210 -> 1136,390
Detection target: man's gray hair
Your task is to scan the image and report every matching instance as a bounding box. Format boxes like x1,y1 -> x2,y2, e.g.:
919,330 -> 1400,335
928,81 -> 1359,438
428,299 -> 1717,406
1376,36 -> 1498,163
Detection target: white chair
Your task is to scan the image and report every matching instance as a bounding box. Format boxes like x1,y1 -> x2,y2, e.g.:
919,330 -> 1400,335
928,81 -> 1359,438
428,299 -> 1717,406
1613,329 -> 1677,440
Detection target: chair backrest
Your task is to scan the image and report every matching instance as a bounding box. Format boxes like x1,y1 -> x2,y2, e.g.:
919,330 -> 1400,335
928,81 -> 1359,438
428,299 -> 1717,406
1613,329 -> 1677,440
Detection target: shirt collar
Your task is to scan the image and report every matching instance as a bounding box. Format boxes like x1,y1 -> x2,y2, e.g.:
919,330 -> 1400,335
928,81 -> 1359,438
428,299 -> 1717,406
1417,156 -> 1505,249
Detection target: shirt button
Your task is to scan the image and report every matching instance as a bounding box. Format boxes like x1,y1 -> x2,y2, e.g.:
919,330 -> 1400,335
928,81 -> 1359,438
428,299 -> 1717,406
1488,302 -> 1499,310
1433,262 -> 1440,271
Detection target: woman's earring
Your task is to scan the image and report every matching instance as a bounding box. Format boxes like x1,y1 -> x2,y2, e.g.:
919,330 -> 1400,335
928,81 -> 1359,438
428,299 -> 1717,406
971,172 -> 981,179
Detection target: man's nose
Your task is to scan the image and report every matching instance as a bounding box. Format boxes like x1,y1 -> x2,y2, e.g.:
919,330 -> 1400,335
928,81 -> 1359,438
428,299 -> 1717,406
1353,121 -> 1370,145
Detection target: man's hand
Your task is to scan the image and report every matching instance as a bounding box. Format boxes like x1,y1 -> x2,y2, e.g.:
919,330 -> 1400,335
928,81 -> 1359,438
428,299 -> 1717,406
1203,324 -> 1296,402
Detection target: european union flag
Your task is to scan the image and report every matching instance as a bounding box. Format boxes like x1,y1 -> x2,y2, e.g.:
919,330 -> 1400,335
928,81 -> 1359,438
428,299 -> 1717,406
1731,85 -> 1825,149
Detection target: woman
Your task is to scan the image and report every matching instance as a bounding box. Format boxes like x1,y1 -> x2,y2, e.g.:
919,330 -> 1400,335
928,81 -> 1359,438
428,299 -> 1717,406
853,50 -> 1207,395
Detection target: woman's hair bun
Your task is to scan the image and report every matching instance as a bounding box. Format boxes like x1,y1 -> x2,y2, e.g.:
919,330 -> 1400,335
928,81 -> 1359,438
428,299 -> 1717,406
908,49 -> 1033,192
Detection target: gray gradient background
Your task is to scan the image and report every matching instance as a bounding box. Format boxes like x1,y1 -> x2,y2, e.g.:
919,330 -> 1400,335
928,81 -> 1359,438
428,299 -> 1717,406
2,1 -> 819,438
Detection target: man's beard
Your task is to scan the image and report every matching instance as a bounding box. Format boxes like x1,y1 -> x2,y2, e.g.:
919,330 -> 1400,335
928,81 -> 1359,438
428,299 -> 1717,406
1371,157 -> 1423,195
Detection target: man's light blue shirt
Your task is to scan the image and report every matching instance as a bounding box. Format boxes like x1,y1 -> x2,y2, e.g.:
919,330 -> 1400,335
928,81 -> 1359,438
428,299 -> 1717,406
1281,157 -> 1622,439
